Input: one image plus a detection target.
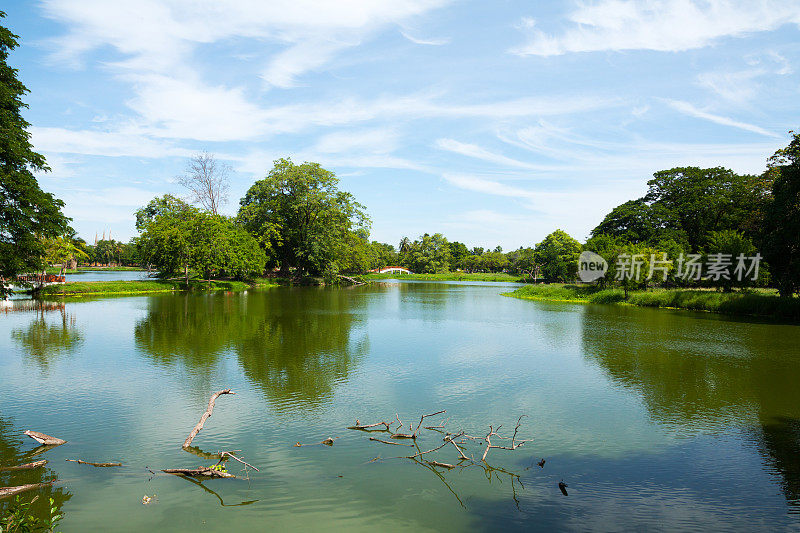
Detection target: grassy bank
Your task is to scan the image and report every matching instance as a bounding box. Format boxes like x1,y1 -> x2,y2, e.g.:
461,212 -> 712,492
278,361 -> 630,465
506,284 -> 800,321
365,272 -> 524,282
36,278 -> 277,297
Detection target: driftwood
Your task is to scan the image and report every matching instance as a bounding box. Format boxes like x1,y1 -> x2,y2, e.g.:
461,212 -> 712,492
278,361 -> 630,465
24,430 -> 66,446
0,460 -> 47,471
336,274 -> 365,286
218,451 -> 260,472
294,437 -> 336,447
347,419 -> 394,431
182,389 -> 235,448
369,437 -> 413,447
426,460 -> 456,469
480,416 -> 532,462
66,459 -> 123,467
0,482 -> 54,500
162,467 -> 235,478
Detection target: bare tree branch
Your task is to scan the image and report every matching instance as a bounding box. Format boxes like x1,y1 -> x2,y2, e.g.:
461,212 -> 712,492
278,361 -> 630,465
182,389 -> 235,448
177,152 -> 231,215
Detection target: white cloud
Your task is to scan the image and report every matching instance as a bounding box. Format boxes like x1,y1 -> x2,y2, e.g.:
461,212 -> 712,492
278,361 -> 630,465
399,30 -> 450,46
666,99 -> 780,137
59,186 -> 162,224
696,70 -> 762,103
314,128 -> 399,154
512,0 -> 800,56
30,126 -> 194,158
442,173 -> 539,201
436,138 -> 561,170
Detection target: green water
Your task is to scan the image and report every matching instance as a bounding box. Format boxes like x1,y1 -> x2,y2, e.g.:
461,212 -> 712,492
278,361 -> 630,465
1,281 -> 799,531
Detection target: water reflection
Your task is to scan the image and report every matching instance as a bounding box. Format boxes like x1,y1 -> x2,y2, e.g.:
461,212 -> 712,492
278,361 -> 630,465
133,289 -> 368,410
580,305 -> 800,507
10,304 -> 83,372
0,417 -> 71,526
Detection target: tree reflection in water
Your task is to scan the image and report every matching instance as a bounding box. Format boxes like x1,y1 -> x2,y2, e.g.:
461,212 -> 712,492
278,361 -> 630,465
0,417 -> 71,525
10,302 -> 83,372
134,289 -> 368,410
580,305 -> 800,509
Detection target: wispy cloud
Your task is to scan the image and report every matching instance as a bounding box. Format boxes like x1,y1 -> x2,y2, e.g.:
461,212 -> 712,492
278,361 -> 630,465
436,138 -> 557,170
511,0 -> 800,56
443,173 -> 539,201
399,30 -> 450,46
666,99 -> 780,137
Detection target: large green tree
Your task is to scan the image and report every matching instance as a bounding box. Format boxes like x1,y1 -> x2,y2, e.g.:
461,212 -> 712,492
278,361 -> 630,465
0,12 -> 70,294
644,166 -> 766,250
591,199 -> 678,245
138,200 -> 265,283
761,132 -> 800,297
536,229 -> 581,282
238,158 -> 369,276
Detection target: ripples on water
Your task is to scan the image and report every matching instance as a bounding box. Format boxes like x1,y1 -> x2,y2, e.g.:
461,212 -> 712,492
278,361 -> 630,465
1,282 -> 799,531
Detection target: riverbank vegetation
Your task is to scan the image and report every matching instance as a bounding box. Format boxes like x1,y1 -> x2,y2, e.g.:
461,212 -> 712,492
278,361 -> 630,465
36,278 -> 277,297
365,272 -> 523,282
507,285 -> 800,320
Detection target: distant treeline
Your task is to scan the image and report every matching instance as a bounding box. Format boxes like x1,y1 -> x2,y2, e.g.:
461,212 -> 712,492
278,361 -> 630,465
44,132 -> 800,296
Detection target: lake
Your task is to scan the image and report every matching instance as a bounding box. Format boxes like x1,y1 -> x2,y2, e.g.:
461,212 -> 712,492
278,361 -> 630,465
1,281 -> 799,531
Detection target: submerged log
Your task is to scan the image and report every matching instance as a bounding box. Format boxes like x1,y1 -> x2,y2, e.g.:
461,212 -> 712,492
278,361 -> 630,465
24,430 -> 66,446
66,459 -> 123,467
162,467 -> 235,478
0,482 -> 54,500
0,460 -> 47,471
182,389 -> 235,448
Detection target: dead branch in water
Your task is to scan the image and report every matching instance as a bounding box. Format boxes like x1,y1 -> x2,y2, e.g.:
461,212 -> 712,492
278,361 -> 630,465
182,389 -> 235,448
294,437 -> 337,447
347,419 -> 395,431
218,451 -> 260,472
426,460 -> 456,469
0,482 -> 54,500
412,410 -> 446,437
0,460 -> 47,471
480,416 -> 533,462
369,437 -> 413,447
162,467 -> 235,478
24,430 -> 66,446
66,459 -> 123,467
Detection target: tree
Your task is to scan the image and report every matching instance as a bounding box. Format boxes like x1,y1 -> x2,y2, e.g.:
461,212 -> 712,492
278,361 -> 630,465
135,194 -> 193,231
591,199 -> 678,245
705,230 -> 758,292
762,132 -> 800,297
406,233 -> 451,273
0,12 -> 70,295
177,152 -> 230,215
238,158 -> 369,276
448,241 -> 469,271
536,230 -> 581,282
644,167 -> 764,250
43,235 -> 88,275
138,200 -> 265,283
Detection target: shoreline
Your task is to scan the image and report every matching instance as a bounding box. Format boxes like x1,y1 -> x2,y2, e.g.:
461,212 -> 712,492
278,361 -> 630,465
504,284 -> 800,321
33,278 -> 279,297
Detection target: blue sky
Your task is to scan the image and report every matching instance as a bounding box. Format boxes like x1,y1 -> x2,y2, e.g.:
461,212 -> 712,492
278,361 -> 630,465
5,0 -> 800,249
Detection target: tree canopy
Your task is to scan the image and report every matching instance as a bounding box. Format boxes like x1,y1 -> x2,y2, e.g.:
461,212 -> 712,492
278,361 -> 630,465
0,12 -> 70,293
238,158 -> 369,276
762,132 -> 800,296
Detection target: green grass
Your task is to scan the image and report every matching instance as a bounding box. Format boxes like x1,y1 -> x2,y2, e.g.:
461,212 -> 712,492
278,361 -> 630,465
364,272 -> 524,282
36,277 -> 278,297
506,284 -> 800,320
